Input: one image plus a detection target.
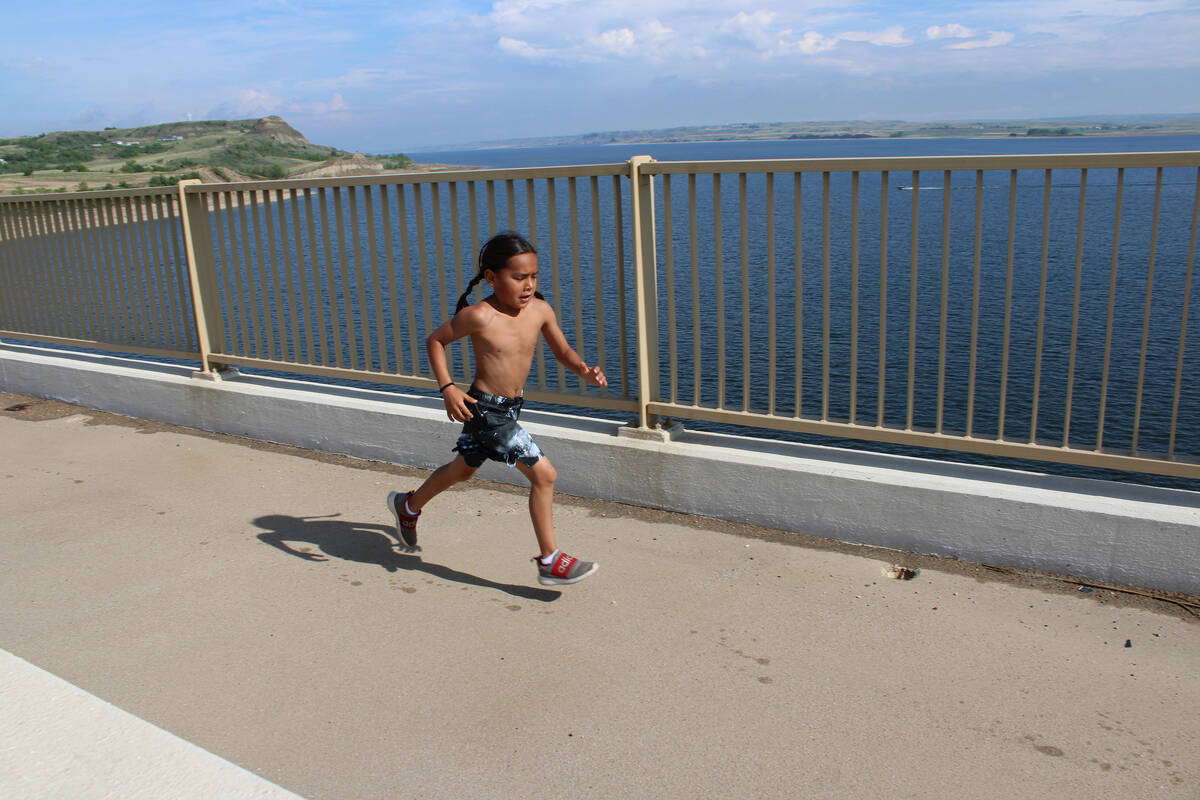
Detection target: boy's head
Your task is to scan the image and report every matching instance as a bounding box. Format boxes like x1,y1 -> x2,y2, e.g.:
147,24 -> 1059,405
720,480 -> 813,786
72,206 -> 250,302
479,231 -> 536,278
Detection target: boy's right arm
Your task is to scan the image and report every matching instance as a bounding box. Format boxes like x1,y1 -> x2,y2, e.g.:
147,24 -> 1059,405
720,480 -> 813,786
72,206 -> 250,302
426,310 -> 481,422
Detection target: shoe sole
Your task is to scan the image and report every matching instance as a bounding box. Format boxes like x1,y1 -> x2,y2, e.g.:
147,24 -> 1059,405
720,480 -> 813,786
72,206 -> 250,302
386,491 -> 418,548
538,562 -> 599,585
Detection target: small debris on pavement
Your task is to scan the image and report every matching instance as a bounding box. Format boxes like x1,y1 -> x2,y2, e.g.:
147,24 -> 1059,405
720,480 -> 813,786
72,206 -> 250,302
885,565 -> 917,580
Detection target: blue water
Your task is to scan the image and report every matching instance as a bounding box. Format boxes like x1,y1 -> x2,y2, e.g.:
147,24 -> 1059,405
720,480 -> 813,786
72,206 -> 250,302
417,133 -> 1200,169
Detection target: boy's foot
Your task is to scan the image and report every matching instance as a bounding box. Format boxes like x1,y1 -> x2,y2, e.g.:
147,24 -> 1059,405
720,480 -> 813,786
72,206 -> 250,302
387,491 -> 420,548
534,552 -> 598,585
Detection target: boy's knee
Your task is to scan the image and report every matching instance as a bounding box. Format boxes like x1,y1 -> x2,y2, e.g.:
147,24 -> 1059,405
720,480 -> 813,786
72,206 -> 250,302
533,459 -> 556,486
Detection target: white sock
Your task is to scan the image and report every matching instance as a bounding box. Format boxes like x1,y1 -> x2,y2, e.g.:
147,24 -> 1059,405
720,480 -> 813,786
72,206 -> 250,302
539,549 -> 560,566
404,498 -> 419,516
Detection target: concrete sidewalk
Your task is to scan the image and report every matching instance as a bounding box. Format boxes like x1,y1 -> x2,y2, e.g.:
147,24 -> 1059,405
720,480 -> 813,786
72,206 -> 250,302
1,397 -> 1197,799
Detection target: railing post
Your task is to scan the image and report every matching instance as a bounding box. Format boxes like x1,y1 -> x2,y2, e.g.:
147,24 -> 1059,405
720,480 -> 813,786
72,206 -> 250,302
177,179 -> 223,377
628,155 -> 660,429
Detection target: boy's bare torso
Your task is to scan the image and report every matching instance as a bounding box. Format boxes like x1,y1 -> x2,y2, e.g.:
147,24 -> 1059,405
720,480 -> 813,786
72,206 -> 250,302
465,296 -> 550,398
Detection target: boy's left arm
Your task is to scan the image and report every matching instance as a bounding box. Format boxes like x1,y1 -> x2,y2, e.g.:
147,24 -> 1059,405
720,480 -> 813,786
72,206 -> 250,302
541,306 -> 607,387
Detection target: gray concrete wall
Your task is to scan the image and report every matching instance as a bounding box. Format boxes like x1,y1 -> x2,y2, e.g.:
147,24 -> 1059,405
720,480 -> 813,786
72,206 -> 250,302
3,342 -> 1198,594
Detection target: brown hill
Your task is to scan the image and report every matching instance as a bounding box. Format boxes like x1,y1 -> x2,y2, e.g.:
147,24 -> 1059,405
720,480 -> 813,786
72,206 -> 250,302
293,152 -> 385,178
250,116 -> 310,145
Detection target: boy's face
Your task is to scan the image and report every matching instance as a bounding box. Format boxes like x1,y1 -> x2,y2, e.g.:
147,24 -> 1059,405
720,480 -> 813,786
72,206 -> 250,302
486,252 -> 539,312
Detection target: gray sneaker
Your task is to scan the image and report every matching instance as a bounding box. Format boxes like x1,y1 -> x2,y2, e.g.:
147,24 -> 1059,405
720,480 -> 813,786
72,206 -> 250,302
534,551 -> 598,585
387,491 -> 420,548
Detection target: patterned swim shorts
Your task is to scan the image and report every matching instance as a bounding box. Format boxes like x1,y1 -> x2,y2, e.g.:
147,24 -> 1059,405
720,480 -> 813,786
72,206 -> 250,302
453,386 -> 544,468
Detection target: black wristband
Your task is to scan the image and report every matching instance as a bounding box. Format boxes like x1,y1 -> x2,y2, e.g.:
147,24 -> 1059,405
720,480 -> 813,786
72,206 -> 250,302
438,382 -> 455,393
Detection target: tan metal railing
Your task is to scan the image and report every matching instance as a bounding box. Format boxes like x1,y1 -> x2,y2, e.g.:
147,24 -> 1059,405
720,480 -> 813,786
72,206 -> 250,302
0,188 -> 198,359
1,152 -> 1198,480
640,152 -> 1200,479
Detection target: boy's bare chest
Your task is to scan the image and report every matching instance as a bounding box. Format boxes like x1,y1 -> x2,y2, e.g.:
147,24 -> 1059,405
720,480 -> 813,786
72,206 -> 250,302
472,313 -> 541,358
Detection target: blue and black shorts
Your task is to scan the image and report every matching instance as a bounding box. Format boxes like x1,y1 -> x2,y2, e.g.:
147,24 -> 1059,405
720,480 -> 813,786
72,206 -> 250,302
453,386 -> 544,468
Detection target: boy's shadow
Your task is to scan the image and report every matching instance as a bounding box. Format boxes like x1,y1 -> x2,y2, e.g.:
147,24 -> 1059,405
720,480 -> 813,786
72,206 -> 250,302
253,513 -> 560,602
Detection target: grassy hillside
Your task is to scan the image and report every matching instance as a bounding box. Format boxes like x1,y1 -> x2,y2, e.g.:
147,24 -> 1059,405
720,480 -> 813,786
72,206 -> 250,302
0,117 -> 415,195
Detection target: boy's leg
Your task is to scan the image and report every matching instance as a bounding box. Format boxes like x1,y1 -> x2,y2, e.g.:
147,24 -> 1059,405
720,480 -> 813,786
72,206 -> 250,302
515,457 -> 558,558
408,454 -> 477,512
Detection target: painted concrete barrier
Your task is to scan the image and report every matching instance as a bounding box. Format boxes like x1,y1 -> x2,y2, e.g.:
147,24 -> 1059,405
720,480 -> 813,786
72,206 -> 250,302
3,342 -> 1198,595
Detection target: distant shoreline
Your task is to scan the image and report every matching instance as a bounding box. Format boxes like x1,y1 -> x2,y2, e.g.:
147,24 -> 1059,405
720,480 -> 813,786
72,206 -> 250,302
412,117 -> 1200,153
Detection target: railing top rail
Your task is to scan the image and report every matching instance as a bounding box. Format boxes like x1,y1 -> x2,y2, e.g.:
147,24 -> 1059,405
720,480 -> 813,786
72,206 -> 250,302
0,186 -> 179,205
642,150 -> 1200,175
180,162 -> 631,195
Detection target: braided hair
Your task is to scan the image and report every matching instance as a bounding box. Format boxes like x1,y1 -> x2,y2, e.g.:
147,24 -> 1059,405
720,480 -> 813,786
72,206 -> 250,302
455,231 -> 544,313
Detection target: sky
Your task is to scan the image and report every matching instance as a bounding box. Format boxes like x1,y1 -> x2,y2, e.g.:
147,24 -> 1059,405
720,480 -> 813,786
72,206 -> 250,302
2,0 -> 1198,153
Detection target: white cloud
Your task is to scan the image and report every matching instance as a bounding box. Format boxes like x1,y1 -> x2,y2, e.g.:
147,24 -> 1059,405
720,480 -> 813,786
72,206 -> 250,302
841,25 -> 912,46
946,30 -> 1015,49
594,27 -> 636,55
926,24 -> 975,40
498,36 -> 545,58
791,31 -> 838,55
235,89 -> 285,116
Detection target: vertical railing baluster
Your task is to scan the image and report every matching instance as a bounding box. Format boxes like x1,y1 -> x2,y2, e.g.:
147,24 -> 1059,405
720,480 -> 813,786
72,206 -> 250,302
1030,170 -> 1052,444
431,182 -> 448,372
713,173 -> 725,409
451,181 -> 469,381
589,176 -> 603,394
216,193 -> 241,353
766,173 -> 776,415
366,185 -> 386,372
794,172 -> 803,417
1097,168 -> 1124,451
968,170 -> 984,438
413,183 -> 432,373
239,190 -> 265,359
348,188 -> 364,371
1064,169 -> 1088,447
821,171 -> 831,421
141,196 -> 167,348
740,172 -> 750,412
663,174 -> 678,404
999,170 -> 1017,440
319,188 -> 342,367
907,170 -> 919,431
1132,167 -> 1164,454
936,170 -> 951,434
850,171 -> 860,425
546,178 -> 561,388
255,191 -> 280,360
464,181 -> 479,380
613,174 -> 630,397
133,197 -> 160,347
569,177 -> 583,393
506,179 -> 516,230
275,189 -> 298,363
878,172 -> 889,427
486,180 -> 497,234
525,179 -> 545,390
303,188 -> 325,364
380,185 -> 402,373
396,185 -> 419,373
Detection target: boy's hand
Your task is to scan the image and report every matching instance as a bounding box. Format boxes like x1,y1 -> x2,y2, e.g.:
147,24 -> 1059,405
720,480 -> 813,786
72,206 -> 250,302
580,362 -> 607,387
441,385 -> 477,422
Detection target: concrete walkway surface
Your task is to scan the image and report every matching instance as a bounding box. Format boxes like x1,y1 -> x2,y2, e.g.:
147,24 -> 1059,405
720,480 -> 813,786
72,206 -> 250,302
1,396 -> 1197,799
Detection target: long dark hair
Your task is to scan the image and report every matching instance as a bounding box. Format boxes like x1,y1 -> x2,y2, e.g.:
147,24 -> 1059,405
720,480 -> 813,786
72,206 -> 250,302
455,231 -> 543,313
